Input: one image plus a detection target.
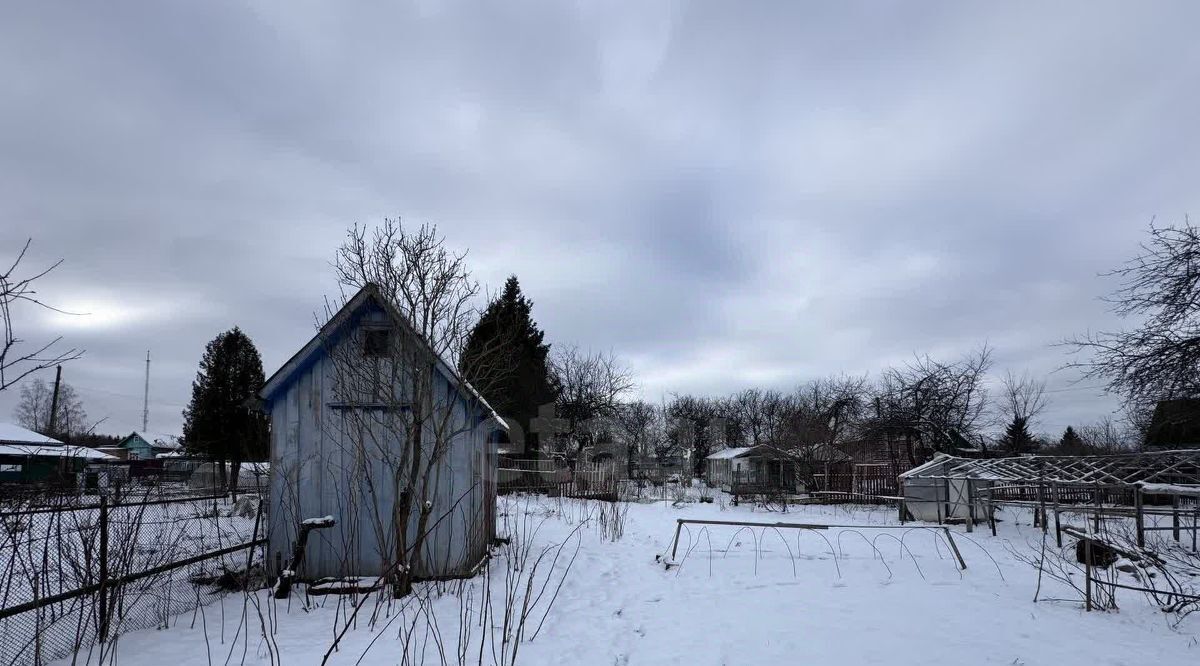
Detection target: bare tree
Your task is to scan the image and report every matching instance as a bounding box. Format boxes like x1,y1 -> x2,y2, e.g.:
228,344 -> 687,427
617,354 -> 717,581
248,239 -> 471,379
872,345 -> 993,462
322,219 -> 509,597
550,345 -> 635,454
774,375 -> 869,450
1066,220 -> 1200,411
996,370 -> 1048,454
0,240 -> 82,392
12,377 -> 88,437
612,400 -> 661,476
730,376 -> 867,492
729,388 -> 793,447
665,394 -> 722,476
998,370 -> 1048,427
1078,416 -> 1136,454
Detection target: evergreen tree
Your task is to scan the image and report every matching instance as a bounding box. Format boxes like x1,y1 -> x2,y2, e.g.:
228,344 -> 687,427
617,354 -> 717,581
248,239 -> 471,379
459,276 -> 556,454
1058,425 -> 1085,454
998,416 -> 1037,454
182,327 -> 269,489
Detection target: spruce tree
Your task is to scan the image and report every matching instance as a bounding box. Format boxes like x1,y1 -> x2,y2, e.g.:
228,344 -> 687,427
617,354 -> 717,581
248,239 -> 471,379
1059,426 -> 1084,454
998,416 -> 1037,454
182,327 -> 269,489
459,276 -> 556,454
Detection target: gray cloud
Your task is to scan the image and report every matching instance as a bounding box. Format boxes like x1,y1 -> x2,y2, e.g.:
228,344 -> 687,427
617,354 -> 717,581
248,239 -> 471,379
2,1 -> 1199,440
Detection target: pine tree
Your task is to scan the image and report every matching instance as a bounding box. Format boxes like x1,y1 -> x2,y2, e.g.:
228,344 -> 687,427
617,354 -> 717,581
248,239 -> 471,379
1058,425 -> 1084,454
998,416 -> 1037,454
182,327 -> 269,489
459,276 -> 556,454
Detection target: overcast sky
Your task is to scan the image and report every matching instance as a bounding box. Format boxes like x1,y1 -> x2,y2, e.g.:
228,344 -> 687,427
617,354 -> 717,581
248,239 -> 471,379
2,2 -> 1198,441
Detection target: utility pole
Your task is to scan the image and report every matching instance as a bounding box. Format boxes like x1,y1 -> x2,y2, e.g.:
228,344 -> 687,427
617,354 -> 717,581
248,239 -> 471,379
48,364 -> 63,435
142,351 -> 150,433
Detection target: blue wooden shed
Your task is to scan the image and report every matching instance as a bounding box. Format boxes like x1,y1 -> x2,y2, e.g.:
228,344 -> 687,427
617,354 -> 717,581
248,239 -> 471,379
259,284 -> 503,582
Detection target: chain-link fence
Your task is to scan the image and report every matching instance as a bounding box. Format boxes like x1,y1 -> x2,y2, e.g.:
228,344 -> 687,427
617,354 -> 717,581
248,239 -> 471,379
0,491 -> 264,665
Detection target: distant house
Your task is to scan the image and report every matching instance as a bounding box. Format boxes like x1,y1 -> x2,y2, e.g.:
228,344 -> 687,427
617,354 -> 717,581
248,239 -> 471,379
259,284 -> 503,582
0,422 -> 114,485
706,446 -> 760,490
705,444 -> 850,493
117,432 -> 181,460
707,443 -> 899,499
1145,399 -> 1200,450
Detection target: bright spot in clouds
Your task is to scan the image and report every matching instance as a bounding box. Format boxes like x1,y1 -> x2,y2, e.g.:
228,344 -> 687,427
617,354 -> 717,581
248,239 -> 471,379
42,297 -> 172,331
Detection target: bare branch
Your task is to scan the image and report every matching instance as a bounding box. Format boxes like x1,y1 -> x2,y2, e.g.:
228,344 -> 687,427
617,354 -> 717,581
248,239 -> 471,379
549,345 -> 635,453
1064,219 -> 1200,409
0,239 -> 83,391
998,370 -> 1048,427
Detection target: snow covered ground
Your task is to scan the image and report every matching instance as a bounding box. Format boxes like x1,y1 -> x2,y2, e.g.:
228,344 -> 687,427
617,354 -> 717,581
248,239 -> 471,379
1,495 -> 259,666
56,493 -> 1199,665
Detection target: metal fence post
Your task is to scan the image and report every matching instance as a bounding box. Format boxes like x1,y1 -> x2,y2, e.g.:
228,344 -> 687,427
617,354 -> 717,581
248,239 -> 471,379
1172,494 -> 1181,542
965,479 -> 975,533
1053,482 -> 1062,548
1035,480 -> 1045,531
98,496 -> 109,642
936,480 -> 945,525
1134,487 -> 1144,548
670,519 -> 684,561
988,485 -> 997,537
1084,535 -> 1093,612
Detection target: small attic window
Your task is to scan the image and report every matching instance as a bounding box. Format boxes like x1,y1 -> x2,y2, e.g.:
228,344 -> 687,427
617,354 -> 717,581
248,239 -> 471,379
363,328 -> 391,358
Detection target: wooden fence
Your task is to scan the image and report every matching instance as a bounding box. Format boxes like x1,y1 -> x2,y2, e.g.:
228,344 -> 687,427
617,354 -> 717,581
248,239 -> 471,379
498,456 -> 619,501
810,464 -> 906,501
727,463 -> 908,504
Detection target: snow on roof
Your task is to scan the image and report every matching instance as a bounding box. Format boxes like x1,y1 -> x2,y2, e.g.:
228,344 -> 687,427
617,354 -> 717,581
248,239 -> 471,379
706,444 -> 853,462
898,453 -> 956,480
122,432 -> 181,451
0,422 -> 62,445
0,442 -> 115,460
706,446 -> 759,460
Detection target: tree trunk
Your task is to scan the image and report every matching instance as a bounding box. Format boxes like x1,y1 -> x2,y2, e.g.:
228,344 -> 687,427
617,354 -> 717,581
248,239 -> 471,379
228,457 -> 242,493
392,488 -> 412,598
406,497 -> 435,594
394,414 -> 425,598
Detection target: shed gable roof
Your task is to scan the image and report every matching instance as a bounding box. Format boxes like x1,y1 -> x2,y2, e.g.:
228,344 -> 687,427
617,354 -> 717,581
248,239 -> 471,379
118,432 -> 153,449
259,284 -> 506,430
706,446 -> 759,460
1145,398 -> 1200,449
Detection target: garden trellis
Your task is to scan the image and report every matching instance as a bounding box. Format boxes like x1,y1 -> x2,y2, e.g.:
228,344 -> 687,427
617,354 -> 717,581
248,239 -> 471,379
900,449 -> 1200,549
905,449 -> 1200,486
